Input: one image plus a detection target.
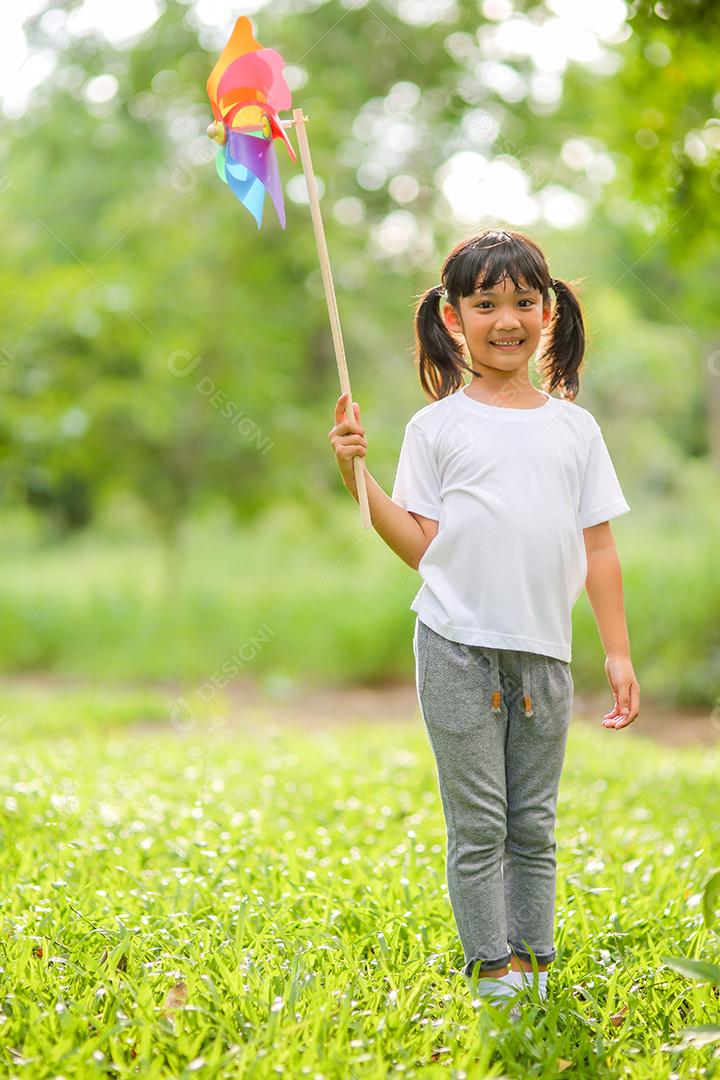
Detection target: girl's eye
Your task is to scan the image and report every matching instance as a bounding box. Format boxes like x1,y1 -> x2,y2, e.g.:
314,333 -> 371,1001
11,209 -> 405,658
476,299 -> 533,309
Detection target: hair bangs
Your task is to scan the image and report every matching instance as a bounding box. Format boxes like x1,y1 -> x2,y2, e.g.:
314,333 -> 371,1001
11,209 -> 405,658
446,232 -> 548,301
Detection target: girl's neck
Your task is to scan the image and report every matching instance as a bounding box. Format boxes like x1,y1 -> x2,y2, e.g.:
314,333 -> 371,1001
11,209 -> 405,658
463,378 -> 548,409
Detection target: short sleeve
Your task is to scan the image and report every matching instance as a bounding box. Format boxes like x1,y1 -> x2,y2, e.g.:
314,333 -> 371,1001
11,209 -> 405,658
391,422 -> 442,520
579,422 -> 631,529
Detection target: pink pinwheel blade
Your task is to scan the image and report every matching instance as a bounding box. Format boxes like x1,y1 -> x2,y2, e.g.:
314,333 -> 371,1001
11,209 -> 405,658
216,48 -> 291,115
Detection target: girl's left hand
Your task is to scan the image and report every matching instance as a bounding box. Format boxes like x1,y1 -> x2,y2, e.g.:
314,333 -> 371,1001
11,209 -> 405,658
602,656 -> 640,729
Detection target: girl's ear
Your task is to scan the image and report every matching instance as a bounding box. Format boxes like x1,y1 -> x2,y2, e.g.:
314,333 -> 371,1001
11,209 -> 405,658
542,300 -> 553,327
442,302 -> 464,337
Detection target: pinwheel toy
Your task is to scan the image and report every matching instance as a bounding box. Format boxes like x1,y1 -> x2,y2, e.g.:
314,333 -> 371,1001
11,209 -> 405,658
206,16 -> 297,228
205,17 -> 371,527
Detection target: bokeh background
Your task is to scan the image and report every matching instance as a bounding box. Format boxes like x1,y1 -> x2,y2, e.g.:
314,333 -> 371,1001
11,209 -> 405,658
1,0 -> 718,710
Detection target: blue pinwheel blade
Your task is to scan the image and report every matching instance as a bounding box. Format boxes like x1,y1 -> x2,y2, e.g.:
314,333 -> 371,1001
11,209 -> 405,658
226,166 -> 266,229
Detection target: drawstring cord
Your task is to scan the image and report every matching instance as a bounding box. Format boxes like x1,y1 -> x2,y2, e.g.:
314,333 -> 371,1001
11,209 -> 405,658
489,649 -> 502,715
520,651 -> 534,718
489,649 -> 534,718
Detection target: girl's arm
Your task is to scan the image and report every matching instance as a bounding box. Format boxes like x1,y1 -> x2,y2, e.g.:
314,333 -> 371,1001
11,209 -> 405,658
583,521 -> 640,728
328,394 -> 435,570
345,470 -> 437,569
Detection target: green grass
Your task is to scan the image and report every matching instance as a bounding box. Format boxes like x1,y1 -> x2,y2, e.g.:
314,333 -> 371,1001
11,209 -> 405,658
0,475 -> 719,706
0,687 -> 719,1078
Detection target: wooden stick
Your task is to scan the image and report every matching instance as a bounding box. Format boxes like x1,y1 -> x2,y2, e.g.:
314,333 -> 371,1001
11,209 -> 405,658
291,107 -> 372,530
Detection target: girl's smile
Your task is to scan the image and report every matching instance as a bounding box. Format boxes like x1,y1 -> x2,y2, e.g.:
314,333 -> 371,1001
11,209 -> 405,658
490,339 -> 525,350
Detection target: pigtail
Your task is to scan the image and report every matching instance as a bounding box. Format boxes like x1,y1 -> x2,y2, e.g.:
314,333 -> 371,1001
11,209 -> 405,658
414,284 -> 467,402
538,278 -> 585,401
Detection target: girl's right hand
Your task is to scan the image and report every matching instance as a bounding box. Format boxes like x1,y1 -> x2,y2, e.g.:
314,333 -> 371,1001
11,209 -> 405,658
328,392 -> 368,492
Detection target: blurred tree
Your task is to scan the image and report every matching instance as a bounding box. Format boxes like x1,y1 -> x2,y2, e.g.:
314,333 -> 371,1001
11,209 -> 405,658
1,0 -> 717,539
564,0 -> 720,466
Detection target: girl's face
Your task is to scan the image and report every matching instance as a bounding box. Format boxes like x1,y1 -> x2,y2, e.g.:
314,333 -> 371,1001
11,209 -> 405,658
442,274 -> 552,372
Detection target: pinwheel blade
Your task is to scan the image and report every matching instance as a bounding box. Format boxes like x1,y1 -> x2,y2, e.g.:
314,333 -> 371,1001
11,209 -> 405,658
226,129 -> 286,229
207,16 -> 261,120
226,168 -> 266,229
216,49 -> 291,116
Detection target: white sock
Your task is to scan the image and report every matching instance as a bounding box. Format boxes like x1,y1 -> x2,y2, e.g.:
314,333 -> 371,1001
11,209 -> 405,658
505,969 -> 548,998
474,972 -> 517,998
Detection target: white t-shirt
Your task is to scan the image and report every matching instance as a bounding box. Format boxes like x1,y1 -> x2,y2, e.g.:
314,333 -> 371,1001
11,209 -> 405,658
391,385 -> 630,662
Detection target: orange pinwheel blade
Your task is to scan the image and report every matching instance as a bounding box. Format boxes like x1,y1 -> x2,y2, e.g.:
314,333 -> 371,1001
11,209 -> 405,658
206,16 -> 262,120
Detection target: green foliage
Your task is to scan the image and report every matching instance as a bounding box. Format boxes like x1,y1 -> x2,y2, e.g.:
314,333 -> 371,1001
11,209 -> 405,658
703,870 -> 720,929
662,957 -> 720,985
0,491 -> 718,707
662,867 -> 720,1055
0,0 -> 716,537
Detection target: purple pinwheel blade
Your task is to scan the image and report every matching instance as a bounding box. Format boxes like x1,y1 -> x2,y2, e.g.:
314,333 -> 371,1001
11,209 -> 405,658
226,129 -> 286,229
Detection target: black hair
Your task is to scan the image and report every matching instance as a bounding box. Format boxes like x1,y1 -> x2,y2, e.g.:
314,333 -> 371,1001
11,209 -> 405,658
413,228 -> 585,401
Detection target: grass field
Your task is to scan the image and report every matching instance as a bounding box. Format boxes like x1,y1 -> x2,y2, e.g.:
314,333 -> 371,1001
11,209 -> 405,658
1,685 -> 718,1078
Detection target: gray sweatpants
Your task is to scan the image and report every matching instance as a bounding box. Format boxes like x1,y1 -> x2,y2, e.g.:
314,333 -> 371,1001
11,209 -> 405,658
413,618 -> 573,977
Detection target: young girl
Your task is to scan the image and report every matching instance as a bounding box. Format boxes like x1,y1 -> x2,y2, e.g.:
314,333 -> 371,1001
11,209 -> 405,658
328,228 -> 640,1008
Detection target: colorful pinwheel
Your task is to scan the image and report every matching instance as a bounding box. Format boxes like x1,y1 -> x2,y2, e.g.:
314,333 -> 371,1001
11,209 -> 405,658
206,16 -> 297,229
204,18 -> 372,527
